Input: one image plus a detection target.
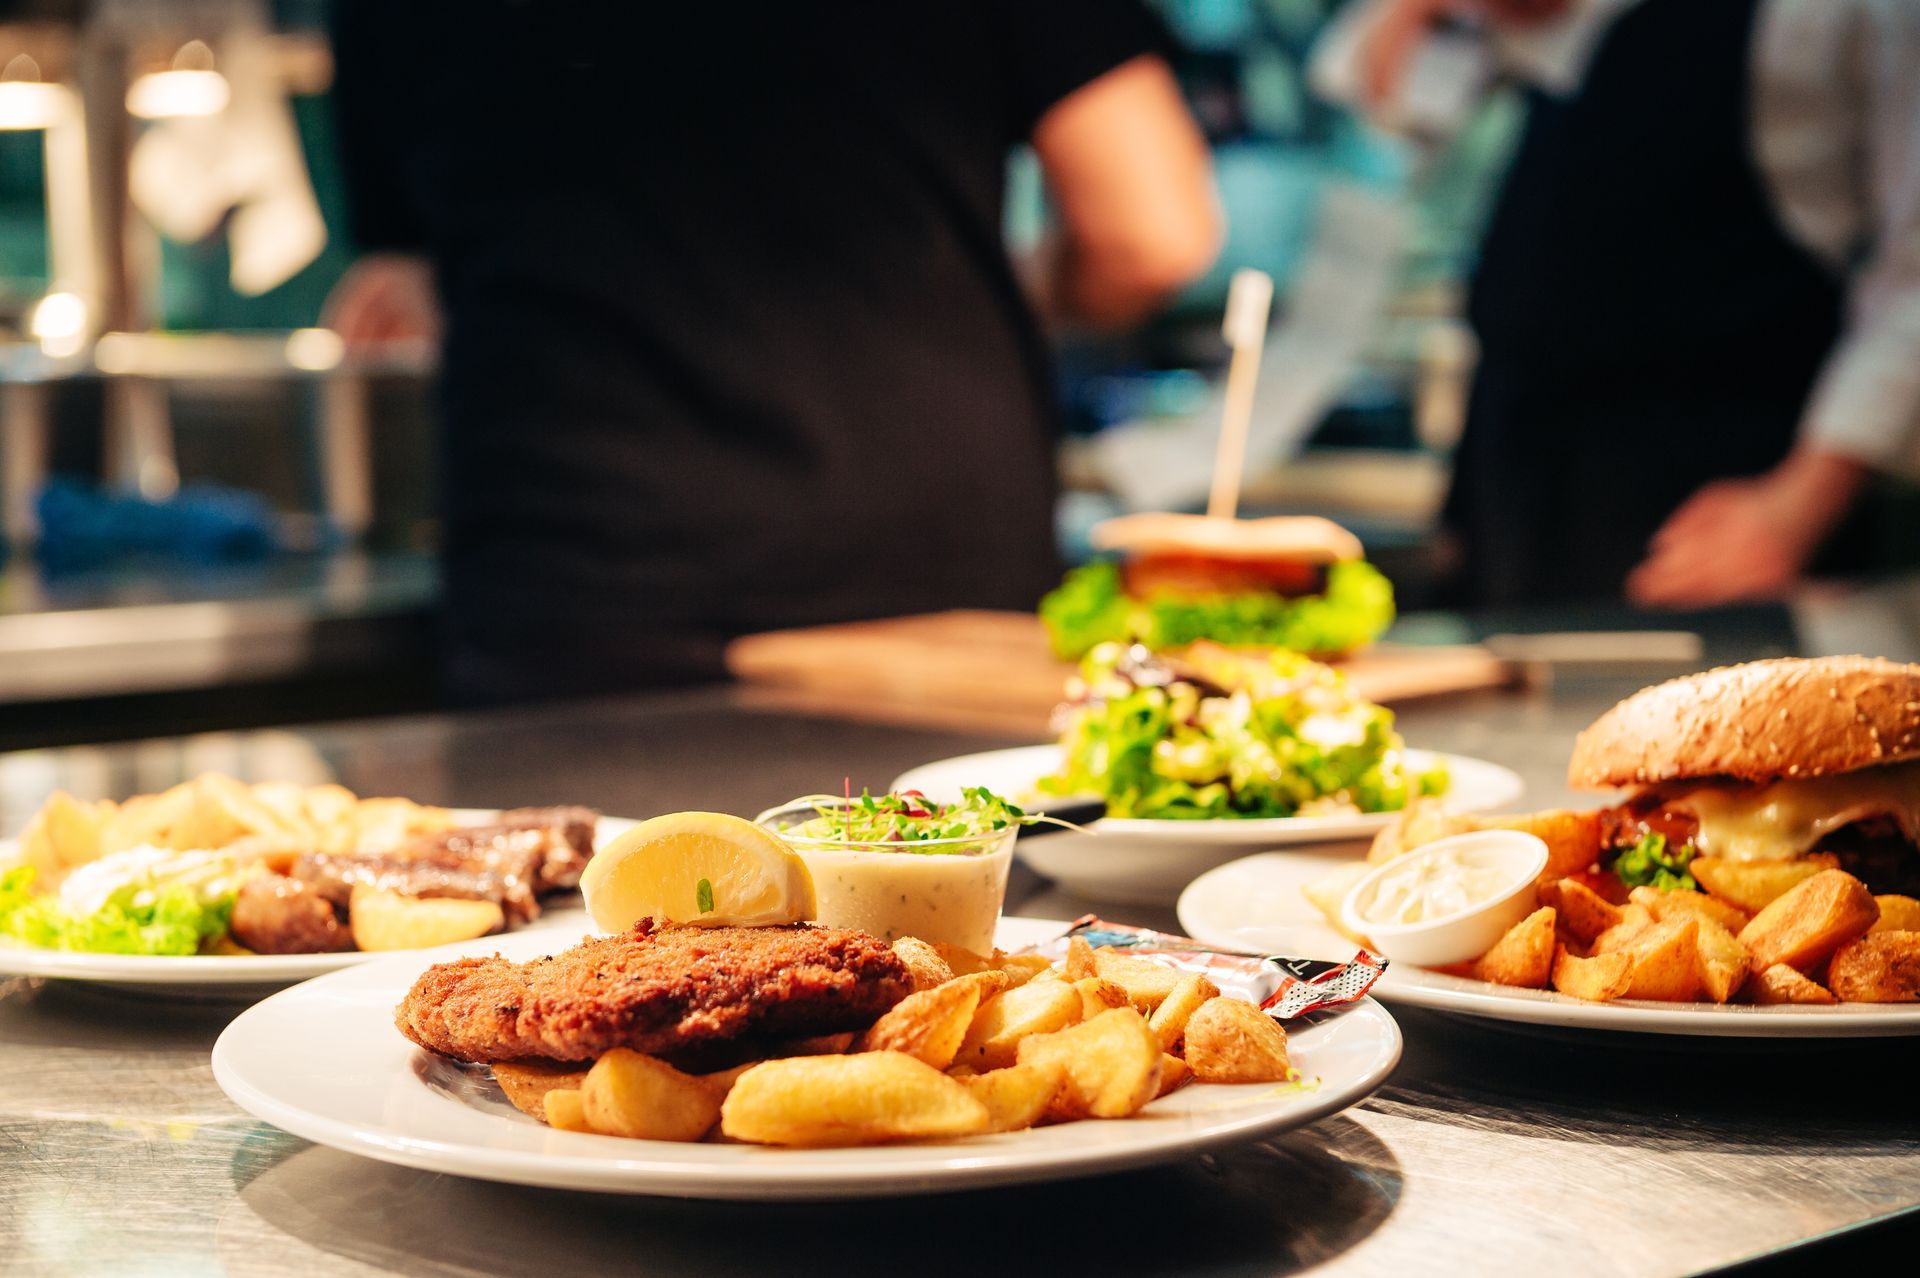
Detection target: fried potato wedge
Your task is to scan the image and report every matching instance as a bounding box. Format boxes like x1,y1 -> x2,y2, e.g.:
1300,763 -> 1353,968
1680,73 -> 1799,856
1017,1008 -> 1163,1119
1471,906 -> 1555,989
1629,886 -> 1751,937
1155,1053 -> 1193,1098
1869,896 -> 1920,935
1367,798 -> 1476,864
1620,917 -> 1702,1002
1182,997 -> 1293,1084
956,975 -> 1083,1070
1091,950 -> 1184,1011
1748,963 -> 1836,1005
931,942 -> 997,977
1073,977 -> 1133,1022
1147,972 -> 1222,1052
1826,931 -> 1920,1003
1591,903 -> 1656,955
857,975 -> 988,1070
582,1048 -> 722,1142
347,886 -> 503,951
17,791 -> 111,878
993,954 -> 1054,988
1688,915 -> 1749,1004
1064,937 -> 1098,981
493,1060 -> 591,1119
954,1060 -> 1064,1133
1551,946 -> 1633,1002
1691,855 -> 1836,914
1737,870 -> 1878,973
1541,879 -> 1623,946
892,937 -> 954,992
543,1088 -> 592,1132
721,1051 -> 989,1147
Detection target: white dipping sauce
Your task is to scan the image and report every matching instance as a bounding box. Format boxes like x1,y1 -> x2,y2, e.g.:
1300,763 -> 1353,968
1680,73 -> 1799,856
792,832 -> 1014,953
1360,846 -> 1515,926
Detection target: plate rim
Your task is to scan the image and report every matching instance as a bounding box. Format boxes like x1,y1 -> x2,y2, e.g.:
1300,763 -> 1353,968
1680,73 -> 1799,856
210,916 -> 1404,1199
1177,851 -> 1920,1039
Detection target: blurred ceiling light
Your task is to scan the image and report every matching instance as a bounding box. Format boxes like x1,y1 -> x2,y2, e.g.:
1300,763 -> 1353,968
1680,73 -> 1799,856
0,56 -> 65,131
126,41 -> 231,120
29,291 -> 88,358
285,327 -> 344,371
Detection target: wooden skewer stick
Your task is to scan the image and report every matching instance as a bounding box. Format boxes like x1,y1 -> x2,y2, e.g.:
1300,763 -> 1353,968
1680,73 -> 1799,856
1206,268 -> 1275,522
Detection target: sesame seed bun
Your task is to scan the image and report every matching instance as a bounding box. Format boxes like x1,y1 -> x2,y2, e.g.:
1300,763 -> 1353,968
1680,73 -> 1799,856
1090,513 -> 1363,564
1566,656 -> 1920,789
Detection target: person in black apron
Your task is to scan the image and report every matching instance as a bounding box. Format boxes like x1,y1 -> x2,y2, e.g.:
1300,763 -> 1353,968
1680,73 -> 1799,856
325,3 -> 1219,704
1359,0 -> 1920,609
1446,0 -> 1851,606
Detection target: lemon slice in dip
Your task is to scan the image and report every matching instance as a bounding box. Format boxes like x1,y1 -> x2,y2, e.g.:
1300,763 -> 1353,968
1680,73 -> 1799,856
580,812 -> 816,931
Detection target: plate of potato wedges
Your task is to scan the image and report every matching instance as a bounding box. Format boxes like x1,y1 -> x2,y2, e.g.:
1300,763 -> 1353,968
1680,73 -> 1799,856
211,918 -> 1403,1198
1179,820 -> 1920,1037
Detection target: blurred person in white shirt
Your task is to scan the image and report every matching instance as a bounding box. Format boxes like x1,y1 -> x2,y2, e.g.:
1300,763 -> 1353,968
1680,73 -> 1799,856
1356,0 -> 1920,608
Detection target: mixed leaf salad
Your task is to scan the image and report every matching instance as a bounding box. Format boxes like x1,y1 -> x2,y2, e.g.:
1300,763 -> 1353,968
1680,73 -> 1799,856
1039,558 -> 1395,661
1041,641 -> 1448,820
770,786 -> 1055,849
0,849 -> 252,956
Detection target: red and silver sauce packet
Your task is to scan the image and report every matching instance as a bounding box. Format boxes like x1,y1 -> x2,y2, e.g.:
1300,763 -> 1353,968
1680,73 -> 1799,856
1027,915 -> 1388,1021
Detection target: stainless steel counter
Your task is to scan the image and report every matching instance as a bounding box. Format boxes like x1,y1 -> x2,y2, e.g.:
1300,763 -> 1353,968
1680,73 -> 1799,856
3,664 -> 1918,1276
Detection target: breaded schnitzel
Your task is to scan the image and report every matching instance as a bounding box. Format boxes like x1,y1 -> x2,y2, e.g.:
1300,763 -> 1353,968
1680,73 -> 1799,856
395,919 -> 910,1066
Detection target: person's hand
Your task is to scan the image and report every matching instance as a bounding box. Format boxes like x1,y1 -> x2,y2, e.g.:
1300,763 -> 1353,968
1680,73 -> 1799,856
323,253 -> 441,350
1626,449 -> 1870,608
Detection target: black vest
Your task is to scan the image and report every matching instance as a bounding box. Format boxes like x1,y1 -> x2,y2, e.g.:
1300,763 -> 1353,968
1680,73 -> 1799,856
1443,0 -> 1844,605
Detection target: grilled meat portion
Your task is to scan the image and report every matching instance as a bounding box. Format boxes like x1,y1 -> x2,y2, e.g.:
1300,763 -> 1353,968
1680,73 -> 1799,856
394,920 -> 912,1067
289,806 -> 598,924
292,847 -> 543,923
230,876 -> 352,955
413,805 -> 598,892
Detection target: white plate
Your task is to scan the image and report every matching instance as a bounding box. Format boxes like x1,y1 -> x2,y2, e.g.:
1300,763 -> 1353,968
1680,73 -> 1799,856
0,813 -> 633,995
212,917 -> 1403,1199
1177,852 -> 1920,1038
890,746 -> 1523,905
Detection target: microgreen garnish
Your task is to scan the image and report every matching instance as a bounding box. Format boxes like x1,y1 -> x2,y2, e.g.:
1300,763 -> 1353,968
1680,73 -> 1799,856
769,786 -> 1080,850
696,878 -> 715,914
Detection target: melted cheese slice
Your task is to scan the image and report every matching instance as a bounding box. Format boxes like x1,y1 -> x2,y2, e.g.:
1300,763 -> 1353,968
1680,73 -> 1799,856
1669,759 -> 1920,862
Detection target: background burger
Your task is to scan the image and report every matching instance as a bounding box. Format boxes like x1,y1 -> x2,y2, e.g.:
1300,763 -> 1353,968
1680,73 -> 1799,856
1039,512 -> 1394,660
1569,656 -> 1920,897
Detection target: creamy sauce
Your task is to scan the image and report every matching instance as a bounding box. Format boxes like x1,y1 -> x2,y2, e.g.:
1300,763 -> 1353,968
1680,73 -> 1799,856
1360,847 -> 1515,926
794,835 -> 1013,953
1672,759 -> 1920,862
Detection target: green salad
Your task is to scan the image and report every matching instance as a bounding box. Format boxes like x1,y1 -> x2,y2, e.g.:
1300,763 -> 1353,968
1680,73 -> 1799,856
1039,558 -> 1395,661
0,848 -> 252,956
771,786 -> 1047,848
1041,642 -> 1448,820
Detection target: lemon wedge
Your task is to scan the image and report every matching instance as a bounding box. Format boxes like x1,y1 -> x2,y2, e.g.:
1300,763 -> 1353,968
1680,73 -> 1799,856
580,812 -> 816,931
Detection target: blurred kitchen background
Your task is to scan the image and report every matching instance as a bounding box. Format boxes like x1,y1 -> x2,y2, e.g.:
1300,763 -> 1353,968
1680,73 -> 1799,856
0,0 -> 1913,750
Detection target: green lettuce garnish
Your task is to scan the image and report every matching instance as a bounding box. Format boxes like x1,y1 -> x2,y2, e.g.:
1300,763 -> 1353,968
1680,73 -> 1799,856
1039,558 -> 1395,660
1040,643 -> 1441,820
0,858 -> 241,956
1611,833 -> 1697,892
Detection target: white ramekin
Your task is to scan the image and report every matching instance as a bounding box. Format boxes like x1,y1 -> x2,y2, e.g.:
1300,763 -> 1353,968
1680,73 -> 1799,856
1340,830 -> 1549,968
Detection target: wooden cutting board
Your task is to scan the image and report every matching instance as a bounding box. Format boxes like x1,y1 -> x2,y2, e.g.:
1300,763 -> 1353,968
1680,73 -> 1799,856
727,610 -> 1512,736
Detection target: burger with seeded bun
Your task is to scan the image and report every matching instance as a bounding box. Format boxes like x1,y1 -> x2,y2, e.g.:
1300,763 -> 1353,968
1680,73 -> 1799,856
1038,513 -> 1395,660
1570,656 -> 1920,895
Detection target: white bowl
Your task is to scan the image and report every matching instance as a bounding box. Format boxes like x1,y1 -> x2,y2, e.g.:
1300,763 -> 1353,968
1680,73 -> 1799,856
1339,830 -> 1548,968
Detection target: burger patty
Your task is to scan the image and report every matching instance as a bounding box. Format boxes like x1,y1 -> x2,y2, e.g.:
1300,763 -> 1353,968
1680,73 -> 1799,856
1600,803 -> 1920,897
